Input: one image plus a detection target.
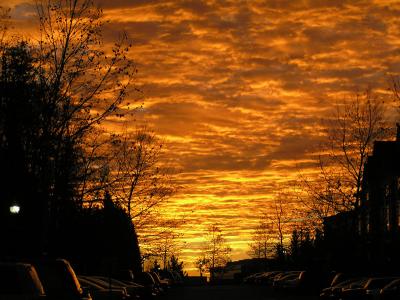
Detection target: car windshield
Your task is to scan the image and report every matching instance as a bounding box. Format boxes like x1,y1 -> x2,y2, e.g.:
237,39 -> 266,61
79,278 -> 103,290
80,277 -> 110,289
91,276 -> 127,287
283,274 -> 299,280
35,260 -> 82,295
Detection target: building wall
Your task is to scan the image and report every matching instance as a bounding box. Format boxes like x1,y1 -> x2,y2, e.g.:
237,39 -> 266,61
360,140 -> 400,238
357,137 -> 400,270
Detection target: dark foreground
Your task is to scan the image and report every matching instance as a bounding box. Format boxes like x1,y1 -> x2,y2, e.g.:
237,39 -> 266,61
162,285 -> 318,300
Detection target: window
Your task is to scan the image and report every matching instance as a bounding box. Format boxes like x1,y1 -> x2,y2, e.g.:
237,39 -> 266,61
384,184 -> 391,231
397,199 -> 400,228
397,178 -> 400,227
386,204 -> 390,231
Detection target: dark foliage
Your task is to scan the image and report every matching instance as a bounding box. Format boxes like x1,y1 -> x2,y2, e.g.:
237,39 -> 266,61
0,42 -> 79,256
63,192 -> 142,275
0,42 -> 141,273
167,255 -> 185,277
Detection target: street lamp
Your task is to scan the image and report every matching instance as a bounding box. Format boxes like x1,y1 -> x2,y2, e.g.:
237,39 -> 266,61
9,204 -> 20,214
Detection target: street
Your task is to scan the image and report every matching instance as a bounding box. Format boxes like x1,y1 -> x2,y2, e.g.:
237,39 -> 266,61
162,285 -> 318,300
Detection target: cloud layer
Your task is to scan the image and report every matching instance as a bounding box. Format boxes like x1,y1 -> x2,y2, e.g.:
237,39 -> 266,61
9,0 -> 400,274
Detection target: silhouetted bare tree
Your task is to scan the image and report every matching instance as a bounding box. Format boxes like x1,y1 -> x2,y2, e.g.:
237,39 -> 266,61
200,224 -> 231,279
273,197 -> 288,260
157,230 -> 180,270
32,1 -> 178,263
14,0 -> 136,214
0,6 -> 10,49
36,0 -> 135,136
75,125 -> 177,235
110,128 -> 175,227
0,0 -> 138,256
248,215 -> 273,259
75,128 -> 112,207
140,217 -> 184,270
300,91 -> 389,223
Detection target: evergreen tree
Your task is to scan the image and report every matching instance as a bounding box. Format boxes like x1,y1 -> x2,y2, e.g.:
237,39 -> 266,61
168,255 -> 185,277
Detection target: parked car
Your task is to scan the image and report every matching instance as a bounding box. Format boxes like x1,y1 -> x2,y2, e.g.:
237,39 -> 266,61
330,277 -> 369,300
273,271 -> 297,280
0,262 -> 46,300
340,277 -> 397,300
157,271 -> 174,286
158,270 -> 183,286
253,272 -> 279,285
320,278 -> 366,300
243,272 -> 264,284
112,270 -> 135,282
80,276 -> 142,299
329,273 -> 352,288
249,272 -> 266,284
364,277 -> 399,300
254,271 -> 283,286
380,278 -> 400,300
152,272 -> 171,288
78,276 -> 130,300
134,272 -> 160,295
149,272 -> 168,293
281,271 -> 318,291
272,271 -> 300,287
31,258 -> 92,300
273,272 -> 301,289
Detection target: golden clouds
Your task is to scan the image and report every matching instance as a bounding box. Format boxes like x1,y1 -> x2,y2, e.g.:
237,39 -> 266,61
8,0 -> 400,274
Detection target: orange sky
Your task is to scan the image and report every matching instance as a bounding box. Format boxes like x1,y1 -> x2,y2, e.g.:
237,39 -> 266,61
7,0 -> 400,274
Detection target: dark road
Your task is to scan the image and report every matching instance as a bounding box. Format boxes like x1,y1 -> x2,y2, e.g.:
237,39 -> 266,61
162,285 -> 318,300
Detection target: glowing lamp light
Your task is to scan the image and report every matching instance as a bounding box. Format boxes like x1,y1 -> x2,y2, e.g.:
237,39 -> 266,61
9,205 -> 20,214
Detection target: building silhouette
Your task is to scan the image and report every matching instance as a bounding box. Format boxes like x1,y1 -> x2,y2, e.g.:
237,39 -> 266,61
359,126 -> 400,236
323,125 -> 400,272
357,125 -> 400,269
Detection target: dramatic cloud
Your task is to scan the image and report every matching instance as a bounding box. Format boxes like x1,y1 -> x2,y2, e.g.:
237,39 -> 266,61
8,0 -> 400,273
